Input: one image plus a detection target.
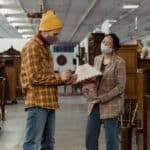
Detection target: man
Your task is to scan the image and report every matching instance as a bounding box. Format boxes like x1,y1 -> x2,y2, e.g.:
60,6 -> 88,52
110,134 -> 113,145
20,10 -> 73,150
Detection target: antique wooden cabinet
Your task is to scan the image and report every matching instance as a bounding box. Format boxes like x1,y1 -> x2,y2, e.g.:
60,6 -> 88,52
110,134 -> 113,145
118,45 -> 150,150
0,47 -> 22,100
88,33 -> 105,65
144,95 -> 150,150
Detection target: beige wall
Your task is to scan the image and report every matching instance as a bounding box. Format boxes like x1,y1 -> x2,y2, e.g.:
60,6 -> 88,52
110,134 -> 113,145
0,38 -> 28,52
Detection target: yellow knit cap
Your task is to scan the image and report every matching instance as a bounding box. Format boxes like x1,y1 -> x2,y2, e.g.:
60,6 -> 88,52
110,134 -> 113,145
39,10 -> 63,31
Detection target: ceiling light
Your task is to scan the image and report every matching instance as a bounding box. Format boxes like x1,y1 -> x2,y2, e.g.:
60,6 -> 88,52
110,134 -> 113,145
6,17 -> 27,22
18,29 -> 33,33
109,19 -> 117,23
0,8 -> 24,15
11,23 -> 32,27
0,1 -> 14,5
22,34 -> 33,39
122,4 -> 139,9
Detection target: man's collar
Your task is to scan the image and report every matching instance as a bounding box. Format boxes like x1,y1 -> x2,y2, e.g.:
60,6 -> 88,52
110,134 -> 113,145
35,32 -> 50,47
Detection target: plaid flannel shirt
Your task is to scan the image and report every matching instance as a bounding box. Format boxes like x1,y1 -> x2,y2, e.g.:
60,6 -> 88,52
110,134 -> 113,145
20,36 -> 62,110
86,53 -> 126,119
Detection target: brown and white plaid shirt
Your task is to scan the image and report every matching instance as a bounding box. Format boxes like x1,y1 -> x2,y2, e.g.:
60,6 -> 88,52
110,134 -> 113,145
20,36 -> 62,110
84,53 -> 126,119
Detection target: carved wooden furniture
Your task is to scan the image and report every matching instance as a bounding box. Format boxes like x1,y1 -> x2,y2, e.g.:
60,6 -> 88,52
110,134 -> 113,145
136,68 -> 150,150
117,45 -> 138,101
118,45 -> 150,150
0,55 -> 22,99
0,77 -> 6,121
144,95 -> 150,150
0,46 -> 21,98
138,59 -> 150,96
117,45 -> 138,150
88,33 -> 105,65
139,59 -> 150,69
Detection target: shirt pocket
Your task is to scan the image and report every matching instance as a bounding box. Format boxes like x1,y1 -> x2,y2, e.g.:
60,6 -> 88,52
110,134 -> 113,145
39,56 -> 49,67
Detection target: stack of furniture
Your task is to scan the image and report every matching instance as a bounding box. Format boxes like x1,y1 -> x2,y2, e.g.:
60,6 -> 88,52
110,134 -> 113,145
117,45 -> 150,150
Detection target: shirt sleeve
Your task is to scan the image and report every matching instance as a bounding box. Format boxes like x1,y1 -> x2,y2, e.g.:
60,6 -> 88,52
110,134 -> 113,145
100,60 -> 126,103
23,46 -> 62,86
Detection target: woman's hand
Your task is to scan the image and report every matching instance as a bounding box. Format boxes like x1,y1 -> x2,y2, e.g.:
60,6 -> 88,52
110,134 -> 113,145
90,96 -> 101,104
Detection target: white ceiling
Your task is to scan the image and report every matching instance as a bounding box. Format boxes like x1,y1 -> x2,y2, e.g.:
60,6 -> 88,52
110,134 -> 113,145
0,0 -> 149,43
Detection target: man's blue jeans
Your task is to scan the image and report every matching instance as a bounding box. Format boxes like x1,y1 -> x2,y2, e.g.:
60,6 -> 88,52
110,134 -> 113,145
85,104 -> 119,150
23,107 -> 55,150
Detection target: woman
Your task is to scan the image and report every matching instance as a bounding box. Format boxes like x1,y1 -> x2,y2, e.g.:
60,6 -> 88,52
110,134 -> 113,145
85,33 -> 126,150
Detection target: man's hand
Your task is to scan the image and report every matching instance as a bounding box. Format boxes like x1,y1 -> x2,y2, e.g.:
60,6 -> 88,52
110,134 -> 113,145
59,71 -> 72,82
65,74 -> 77,84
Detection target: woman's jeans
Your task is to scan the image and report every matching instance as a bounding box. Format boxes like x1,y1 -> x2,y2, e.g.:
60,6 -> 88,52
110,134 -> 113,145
23,107 -> 55,150
86,104 -> 119,150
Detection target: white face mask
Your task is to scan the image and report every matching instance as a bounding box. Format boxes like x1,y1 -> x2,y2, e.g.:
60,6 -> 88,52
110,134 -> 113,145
101,43 -> 113,54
